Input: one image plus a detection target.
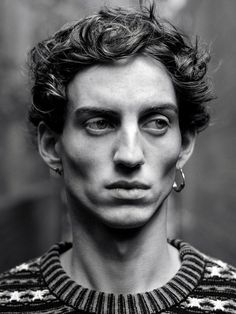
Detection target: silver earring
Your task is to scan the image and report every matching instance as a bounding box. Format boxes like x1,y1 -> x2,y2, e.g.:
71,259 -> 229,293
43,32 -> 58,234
173,168 -> 185,192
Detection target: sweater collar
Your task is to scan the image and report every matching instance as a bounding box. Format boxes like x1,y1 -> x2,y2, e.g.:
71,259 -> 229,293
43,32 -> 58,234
40,239 -> 205,313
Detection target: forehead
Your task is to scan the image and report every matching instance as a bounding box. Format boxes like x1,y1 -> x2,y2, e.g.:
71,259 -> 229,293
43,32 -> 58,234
67,55 -> 177,113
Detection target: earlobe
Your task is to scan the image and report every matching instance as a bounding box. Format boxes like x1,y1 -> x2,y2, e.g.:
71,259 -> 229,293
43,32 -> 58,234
37,122 -> 62,171
177,131 -> 196,169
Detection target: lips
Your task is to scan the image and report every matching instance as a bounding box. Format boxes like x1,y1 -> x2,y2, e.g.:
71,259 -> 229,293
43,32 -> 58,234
106,180 -> 150,190
106,181 -> 150,200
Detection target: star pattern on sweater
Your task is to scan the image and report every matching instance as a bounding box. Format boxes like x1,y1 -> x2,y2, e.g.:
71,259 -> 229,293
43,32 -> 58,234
209,266 -> 222,277
186,297 -> 231,312
187,297 -> 202,308
211,299 -> 227,311
31,290 -> 48,301
15,263 -> 29,272
10,291 -> 21,301
2,289 -> 49,303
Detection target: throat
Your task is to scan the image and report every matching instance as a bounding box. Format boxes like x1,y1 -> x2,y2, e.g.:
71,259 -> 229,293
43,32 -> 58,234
60,233 -> 181,294
60,203 -> 181,294
59,199 -> 182,294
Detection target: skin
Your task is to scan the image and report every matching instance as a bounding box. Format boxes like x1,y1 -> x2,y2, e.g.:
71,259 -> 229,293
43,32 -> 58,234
38,55 -> 195,293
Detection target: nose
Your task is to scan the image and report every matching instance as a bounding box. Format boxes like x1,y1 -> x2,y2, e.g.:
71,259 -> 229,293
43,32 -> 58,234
113,125 -> 145,169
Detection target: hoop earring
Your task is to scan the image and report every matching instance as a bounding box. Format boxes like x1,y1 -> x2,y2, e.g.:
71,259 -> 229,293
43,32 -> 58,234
173,168 -> 185,192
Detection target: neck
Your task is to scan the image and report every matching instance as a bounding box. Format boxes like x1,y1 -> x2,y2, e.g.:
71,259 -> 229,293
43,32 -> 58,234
61,201 -> 180,294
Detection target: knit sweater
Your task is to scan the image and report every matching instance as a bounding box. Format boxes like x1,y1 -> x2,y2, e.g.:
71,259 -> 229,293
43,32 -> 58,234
0,240 -> 236,313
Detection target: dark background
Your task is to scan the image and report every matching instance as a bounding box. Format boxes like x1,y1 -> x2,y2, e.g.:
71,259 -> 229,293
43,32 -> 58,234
0,0 -> 235,272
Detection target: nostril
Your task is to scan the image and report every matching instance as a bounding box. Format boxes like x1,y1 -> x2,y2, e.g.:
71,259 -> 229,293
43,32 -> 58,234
115,161 -> 143,175
113,154 -> 145,169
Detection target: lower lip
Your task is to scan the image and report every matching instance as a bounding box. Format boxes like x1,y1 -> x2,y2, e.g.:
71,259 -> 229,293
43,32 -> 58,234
108,188 -> 149,200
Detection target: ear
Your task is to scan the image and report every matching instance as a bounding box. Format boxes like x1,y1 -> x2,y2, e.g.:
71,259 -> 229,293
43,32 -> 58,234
37,122 -> 62,171
177,131 -> 196,169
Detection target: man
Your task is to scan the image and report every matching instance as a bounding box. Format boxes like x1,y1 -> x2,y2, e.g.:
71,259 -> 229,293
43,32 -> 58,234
0,4 -> 235,314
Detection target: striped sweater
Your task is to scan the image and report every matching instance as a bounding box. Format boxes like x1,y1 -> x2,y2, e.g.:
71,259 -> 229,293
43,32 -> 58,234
0,240 -> 236,313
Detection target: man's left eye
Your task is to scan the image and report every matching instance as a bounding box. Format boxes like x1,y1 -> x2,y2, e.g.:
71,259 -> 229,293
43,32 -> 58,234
142,118 -> 169,134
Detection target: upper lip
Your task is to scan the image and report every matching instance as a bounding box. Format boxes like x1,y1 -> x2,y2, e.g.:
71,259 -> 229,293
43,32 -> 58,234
106,180 -> 150,190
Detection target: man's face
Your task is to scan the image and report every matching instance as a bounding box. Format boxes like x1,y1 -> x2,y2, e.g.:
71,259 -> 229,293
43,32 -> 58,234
58,56 -> 184,229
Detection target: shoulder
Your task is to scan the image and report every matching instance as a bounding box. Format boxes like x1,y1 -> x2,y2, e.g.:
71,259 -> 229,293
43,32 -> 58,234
0,243 -> 74,313
202,253 -> 236,283
171,242 -> 236,314
0,257 -> 50,304
180,243 -> 236,313
0,254 -> 64,313
185,242 -> 236,289
177,239 -> 236,283
0,256 -> 41,286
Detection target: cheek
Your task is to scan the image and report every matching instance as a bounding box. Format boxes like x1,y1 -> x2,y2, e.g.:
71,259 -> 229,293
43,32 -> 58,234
147,136 -> 181,176
61,135 -> 110,180
164,143 -> 181,170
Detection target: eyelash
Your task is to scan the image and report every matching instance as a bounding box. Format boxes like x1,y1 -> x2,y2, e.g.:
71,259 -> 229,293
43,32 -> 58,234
142,117 -> 170,134
84,118 -> 116,133
83,116 -> 170,135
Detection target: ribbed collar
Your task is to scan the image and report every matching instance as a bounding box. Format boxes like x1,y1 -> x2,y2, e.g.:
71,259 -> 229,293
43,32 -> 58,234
40,239 -> 205,313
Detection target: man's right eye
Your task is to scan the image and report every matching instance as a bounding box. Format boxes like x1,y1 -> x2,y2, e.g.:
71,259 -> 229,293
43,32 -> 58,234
84,118 -> 115,134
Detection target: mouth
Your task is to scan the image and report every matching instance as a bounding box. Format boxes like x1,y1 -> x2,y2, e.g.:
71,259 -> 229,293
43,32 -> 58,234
106,181 -> 150,200
106,180 -> 150,190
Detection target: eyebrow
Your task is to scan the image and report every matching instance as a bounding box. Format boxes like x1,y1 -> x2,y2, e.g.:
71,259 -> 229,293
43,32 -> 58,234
74,103 -> 178,119
74,107 -> 120,118
140,104 -> 178,116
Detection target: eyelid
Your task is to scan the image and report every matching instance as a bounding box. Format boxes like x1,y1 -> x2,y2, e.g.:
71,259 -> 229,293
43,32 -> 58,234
83,117 -> 117,135
139,106 -> 178,118
141,113 -> 170,124
141,115 -> 170,134
142,118 -> 169,128
85,117 -> 112,126
82,115 -> 117,126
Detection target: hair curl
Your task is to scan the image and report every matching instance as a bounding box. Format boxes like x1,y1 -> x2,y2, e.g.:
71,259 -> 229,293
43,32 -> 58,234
28,5 -> 214,138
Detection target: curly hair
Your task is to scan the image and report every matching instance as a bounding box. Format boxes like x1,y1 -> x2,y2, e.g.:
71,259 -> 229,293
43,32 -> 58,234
28,5 -> 214,137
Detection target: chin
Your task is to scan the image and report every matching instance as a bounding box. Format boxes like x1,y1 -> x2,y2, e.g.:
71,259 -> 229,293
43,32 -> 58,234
104,220 -> 146,230
99,204 -> 157,230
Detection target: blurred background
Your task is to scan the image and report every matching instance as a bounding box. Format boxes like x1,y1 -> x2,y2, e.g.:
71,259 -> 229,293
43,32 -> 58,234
0,0 -> 235,272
